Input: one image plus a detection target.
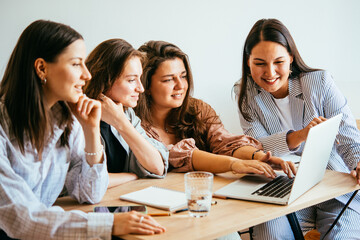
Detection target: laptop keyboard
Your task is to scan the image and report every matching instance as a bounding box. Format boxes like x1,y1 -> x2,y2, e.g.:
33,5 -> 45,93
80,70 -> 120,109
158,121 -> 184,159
251,175 -> 294,198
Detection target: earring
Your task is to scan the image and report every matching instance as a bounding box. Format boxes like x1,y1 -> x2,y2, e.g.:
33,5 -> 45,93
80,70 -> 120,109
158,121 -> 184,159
289,64 -> 293,75
41,78 -> 47,85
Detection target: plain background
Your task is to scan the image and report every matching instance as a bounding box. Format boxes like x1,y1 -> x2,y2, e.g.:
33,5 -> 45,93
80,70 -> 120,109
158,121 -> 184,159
1,0 -> 359,134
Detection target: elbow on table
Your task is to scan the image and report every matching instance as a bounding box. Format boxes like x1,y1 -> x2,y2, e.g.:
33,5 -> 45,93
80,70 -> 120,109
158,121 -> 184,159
151,164 -> 166,176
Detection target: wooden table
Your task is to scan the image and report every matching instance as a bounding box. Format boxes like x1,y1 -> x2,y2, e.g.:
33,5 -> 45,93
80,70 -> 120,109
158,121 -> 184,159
55,170 -> 360,240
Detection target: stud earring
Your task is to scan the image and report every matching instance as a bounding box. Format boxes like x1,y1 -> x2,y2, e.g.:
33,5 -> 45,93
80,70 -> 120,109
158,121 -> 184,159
41,78 -> 47,85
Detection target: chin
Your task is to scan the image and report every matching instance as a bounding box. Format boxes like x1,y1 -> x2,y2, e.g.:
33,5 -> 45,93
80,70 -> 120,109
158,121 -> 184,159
123,101 -> 137,108
68,94 -> 81,103
127,104 -> 137,108
170,104 -> 183,109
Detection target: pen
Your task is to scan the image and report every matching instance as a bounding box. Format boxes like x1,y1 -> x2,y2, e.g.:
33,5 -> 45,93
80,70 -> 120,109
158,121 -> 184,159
174,208 -> 188,213
148,212 -> 171,216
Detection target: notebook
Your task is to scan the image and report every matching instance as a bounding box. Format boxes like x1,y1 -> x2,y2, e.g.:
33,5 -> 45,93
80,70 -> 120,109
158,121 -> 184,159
120,186 -> 187,212
214,113 -> 342,205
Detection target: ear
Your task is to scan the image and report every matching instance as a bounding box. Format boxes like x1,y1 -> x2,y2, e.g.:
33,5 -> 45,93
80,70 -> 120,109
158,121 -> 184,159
34,58 -> 47,80
290,55 -> 294,64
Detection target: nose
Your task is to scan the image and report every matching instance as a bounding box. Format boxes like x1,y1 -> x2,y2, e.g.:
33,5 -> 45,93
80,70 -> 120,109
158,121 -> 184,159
264,64 -> 276,78
136,79 -> 144,93
82,65 -> 92,81
174,76 -> 184,89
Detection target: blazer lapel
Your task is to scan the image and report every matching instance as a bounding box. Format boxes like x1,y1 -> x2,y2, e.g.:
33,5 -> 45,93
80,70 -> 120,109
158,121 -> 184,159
254,90 -> 283,134
288,78 -> 305,130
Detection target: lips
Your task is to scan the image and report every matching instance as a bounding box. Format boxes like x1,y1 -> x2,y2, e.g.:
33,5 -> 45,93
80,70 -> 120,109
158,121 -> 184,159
171,93 -> 183,98
74,85 -> 84,93
262,77 -> 279,85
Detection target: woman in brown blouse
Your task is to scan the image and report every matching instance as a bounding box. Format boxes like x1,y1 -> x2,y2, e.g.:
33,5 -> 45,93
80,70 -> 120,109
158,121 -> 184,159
135,40 -> 296,178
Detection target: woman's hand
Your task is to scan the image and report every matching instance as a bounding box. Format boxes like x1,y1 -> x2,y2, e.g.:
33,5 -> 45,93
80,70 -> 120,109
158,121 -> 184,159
258,151 -> 297,178
69,94 -> 103,165
299,116 -> 327,141
99,94 -> 127,128
68,94 -> 101,129
287,116 -> 327,149
112,211 -> 166,236
351,163 -> 360,185
231,159 -> 277,179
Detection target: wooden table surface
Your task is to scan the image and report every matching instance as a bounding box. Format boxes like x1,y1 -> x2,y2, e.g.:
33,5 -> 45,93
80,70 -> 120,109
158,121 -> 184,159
55,170 -> 360,240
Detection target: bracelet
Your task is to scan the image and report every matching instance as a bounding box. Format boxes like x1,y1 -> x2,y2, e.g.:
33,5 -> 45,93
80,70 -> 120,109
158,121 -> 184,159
84,145 -> 104,156
251,149 -> 261,160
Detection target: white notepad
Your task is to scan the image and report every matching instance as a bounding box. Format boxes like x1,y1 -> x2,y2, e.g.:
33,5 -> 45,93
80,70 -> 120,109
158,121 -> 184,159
120,186 -> 187,212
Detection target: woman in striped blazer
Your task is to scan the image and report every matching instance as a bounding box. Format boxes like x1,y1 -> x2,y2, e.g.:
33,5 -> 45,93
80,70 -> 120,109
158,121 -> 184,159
236,18 -> 360,239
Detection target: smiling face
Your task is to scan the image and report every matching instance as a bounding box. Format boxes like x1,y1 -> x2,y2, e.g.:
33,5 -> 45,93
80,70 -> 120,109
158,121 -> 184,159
248,41 -> 293,98
105,56 -> 144,108
149,58 -> 188,112
42,39 -> 91,107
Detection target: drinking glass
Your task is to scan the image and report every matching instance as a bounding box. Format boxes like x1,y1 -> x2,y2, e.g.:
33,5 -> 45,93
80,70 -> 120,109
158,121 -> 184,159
184,171 -> 213,217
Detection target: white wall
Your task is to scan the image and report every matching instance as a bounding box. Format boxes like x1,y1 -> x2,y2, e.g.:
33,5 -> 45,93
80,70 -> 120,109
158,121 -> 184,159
1,0 -> 359,134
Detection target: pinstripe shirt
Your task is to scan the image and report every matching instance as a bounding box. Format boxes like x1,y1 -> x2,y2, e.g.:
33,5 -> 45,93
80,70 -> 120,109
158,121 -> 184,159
0,103 -> 113,239
239,70 -> 360,213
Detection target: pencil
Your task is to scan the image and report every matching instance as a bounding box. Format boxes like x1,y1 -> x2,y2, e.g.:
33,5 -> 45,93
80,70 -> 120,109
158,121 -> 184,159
148,212 -> 171,216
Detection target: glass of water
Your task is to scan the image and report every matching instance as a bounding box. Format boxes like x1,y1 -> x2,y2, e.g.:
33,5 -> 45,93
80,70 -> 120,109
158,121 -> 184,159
184,171 -> 214,217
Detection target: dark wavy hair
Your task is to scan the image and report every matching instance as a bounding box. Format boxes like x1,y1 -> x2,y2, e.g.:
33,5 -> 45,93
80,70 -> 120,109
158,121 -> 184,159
136,40 -> 212,150
0,20 -> 83,153
237,18 -> 318,121
84,38 -> 143,100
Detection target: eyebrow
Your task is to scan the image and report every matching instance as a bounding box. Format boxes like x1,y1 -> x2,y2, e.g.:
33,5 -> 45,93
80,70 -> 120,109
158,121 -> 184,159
254,56 -> 285,61
69,57 -> 83,60
124,74 -> 139,77
161,71 -> 187,78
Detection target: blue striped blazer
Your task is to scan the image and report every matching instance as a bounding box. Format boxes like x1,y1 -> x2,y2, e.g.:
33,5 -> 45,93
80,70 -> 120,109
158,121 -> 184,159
239,70 -> 360,213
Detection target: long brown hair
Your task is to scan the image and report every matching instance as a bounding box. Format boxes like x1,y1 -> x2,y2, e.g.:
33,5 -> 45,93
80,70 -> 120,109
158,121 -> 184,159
136,40 -> 211,150
237,18 -> 318,121
84,38 -> 143,99
0,20 -> 82,153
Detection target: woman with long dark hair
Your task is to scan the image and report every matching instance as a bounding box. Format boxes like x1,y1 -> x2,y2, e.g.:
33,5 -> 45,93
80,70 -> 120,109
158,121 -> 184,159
236,18 -> 360,239
0,20 -> 165,239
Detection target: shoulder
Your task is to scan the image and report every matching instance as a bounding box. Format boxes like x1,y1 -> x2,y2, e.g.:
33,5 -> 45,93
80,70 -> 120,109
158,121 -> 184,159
299,70 -> 333,84
189,98 -> 220,123
190,98 -> 214,112
297,70 -> 335,92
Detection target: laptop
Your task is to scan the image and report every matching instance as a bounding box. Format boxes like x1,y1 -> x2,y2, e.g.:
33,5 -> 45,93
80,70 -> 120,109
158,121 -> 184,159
214,113 -> 342,205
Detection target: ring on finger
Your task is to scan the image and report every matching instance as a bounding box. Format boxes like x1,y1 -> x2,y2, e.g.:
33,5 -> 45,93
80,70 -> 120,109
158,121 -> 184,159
139,216 -> 144,223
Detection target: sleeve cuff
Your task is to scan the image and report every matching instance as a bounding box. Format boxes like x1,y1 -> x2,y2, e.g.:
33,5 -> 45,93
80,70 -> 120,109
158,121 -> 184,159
87,212 -> 114,240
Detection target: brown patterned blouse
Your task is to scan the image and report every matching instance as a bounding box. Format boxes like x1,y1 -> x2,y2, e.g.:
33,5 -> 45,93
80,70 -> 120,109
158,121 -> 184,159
142,98 -> 263,172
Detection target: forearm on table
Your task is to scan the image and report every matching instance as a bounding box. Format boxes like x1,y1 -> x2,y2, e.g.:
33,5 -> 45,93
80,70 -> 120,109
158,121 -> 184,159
108,172 -> 138,188
192,149 -> 235,173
